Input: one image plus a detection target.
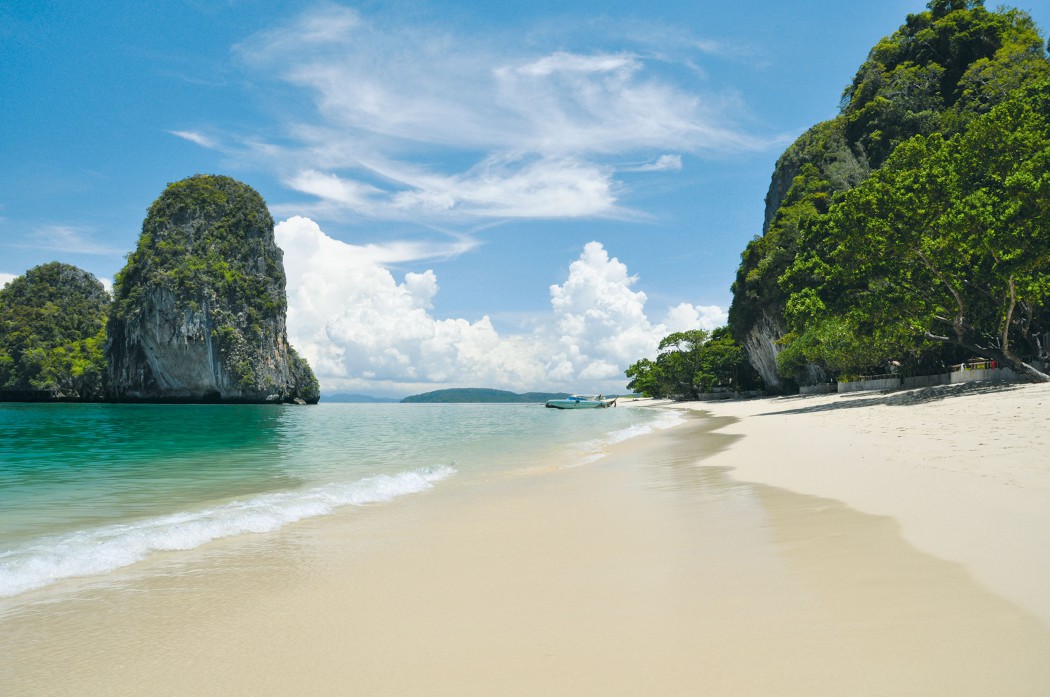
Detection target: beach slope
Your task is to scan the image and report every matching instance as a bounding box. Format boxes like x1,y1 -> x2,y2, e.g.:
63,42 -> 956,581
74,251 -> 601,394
3,385 -> 1050,696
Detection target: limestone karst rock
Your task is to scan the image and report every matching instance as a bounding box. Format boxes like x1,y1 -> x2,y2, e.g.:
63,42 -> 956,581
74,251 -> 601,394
728,4 -> 1049,390
106,175 -> 319,403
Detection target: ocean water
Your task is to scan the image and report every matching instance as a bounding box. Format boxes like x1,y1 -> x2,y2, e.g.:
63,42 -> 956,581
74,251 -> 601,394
0,402 -> 682,600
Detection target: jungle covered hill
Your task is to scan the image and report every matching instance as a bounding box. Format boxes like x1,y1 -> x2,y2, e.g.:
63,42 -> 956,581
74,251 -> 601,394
107,175 -> 318,404
0,262 -> 109,401
729,0 -> 1050,391
0,175 -> 319,403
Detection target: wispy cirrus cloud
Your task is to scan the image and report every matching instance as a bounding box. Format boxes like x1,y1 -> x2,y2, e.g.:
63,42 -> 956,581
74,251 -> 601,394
3,225 -> 124,256
218,4 -> 779,224
169,130 -> 219,149
624,154 -> 683,172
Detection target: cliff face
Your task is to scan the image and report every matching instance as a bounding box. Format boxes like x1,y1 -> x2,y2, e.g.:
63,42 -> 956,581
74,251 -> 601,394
106,175 -> 319,403
729,4 -> 1047,390
741,309 -> 786,392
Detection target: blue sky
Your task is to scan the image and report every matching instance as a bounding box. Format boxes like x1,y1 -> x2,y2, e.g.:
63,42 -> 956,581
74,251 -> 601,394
3,1 -> 1048,397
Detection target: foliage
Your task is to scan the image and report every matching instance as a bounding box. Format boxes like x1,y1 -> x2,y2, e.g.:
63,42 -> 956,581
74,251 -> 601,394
624,328 -> 761,399
729,3 -> 1050,385
781,81 -> 1050,380
111,175 -> 285,368
109,174 -> 319,399
0,262 -> 109,399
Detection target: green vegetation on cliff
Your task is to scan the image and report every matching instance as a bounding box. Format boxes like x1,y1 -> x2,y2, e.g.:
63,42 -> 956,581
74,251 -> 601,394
728,1 -> 1050,386
781,81 -> 1050,381
112,175 -> 287,386
108,174 -> 319,402
0,263 -> 109,400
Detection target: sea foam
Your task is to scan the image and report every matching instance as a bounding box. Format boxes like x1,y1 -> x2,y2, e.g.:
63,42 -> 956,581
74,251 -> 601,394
0,465 -> 454,598
569,408 -> 687,466
606,409 -> 686,444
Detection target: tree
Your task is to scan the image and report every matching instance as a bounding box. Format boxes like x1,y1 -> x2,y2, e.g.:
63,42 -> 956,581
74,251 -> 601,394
625,328 -> 760,398
780,82 -> 1050,381
729,4 -> 1048,392
0,262 -> 110,400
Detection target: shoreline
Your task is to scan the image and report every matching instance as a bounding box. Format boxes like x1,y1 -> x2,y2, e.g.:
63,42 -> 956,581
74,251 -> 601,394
3,388 -> 1050,695
635,382 -> 1050,626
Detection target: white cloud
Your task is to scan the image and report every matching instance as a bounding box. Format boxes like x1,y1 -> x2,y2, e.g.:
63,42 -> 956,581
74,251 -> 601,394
10,225 -> 123,256
277,217 -> 544,390
241,5 -> 361,56
514,51 -> 638,77
277,217 -> 724,396
284,170 -> 383,210
389,156 -> 620,219
282,157 -> 619,220
624,154 -> 683,172
170,130 -> 219,149
0,272 -> 15,288
663,302 -> 727,332
546,241 -> 661,382
230,6 -> 776,224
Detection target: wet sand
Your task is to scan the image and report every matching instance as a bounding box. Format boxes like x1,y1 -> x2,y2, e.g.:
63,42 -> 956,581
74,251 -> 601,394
660,381 -> 1050,626
3,390 -> 1050,696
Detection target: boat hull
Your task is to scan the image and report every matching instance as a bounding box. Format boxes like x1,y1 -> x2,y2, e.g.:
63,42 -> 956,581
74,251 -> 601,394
545,397 -> 616,409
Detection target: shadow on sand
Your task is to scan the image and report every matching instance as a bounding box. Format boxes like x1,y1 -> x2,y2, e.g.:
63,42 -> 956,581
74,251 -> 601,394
758,381 -> 1024,417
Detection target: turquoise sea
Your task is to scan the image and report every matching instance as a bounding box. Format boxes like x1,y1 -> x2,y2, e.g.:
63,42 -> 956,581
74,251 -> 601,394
0,402 -> 681,601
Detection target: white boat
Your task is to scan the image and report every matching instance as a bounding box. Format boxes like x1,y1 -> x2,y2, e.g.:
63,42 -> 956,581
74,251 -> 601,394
544,394 -> 617,409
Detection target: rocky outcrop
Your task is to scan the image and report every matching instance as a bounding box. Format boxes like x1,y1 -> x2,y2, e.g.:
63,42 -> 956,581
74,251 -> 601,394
741,309 -> 786,393
732,4 -> 1048,391
762,121 -> 870,234
731,121 -> 869,393
742,307 -> 830,391
106,175 -> 319,403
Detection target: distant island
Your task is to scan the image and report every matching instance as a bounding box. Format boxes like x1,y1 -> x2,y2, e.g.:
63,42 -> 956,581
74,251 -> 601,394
322,393 -> 401,403
401,388 -> 572,403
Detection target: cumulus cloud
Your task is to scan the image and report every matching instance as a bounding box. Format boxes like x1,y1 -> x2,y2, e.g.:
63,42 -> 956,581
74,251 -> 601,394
276,217 -> 544,391
663,302 -> 727,332
546,242 -> 662,383
0,272 -> 15,288
277,217 -> 724,396
231,5 -> 775,223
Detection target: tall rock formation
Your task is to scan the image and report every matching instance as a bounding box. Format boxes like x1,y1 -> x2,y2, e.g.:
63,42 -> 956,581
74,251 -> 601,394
106,175 -> 319,403
728,2 -> 1049,391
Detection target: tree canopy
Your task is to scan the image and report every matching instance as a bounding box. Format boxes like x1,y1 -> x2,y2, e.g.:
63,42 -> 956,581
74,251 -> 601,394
0,262 -> 109,400
729,3 -> 1050,387
625,327 -> 760,399
780,81 -> 1050,381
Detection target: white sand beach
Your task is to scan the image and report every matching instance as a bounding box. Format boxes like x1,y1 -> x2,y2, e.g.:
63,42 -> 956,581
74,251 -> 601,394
653,381 -> 1050,627
3,383 -> 1050,696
